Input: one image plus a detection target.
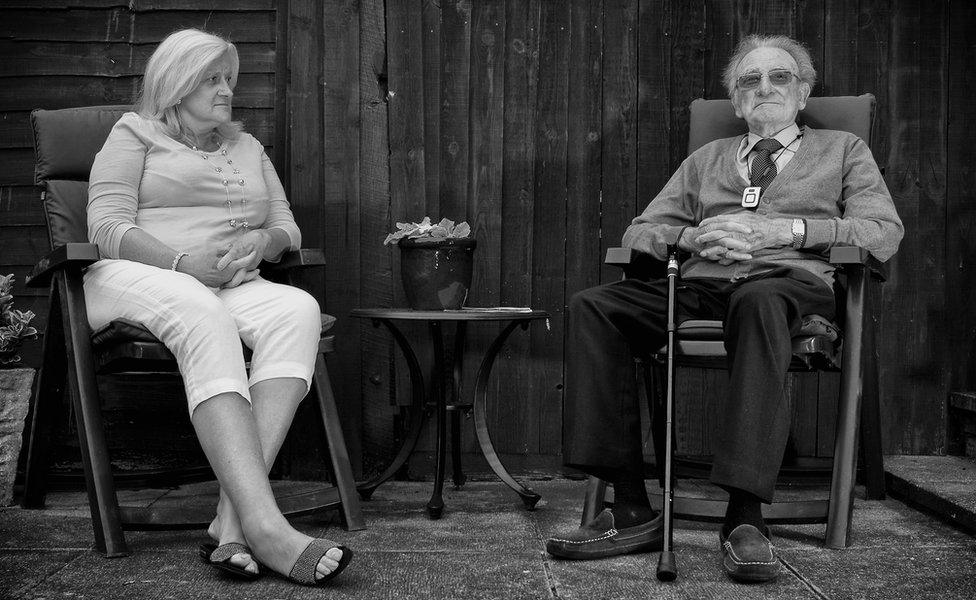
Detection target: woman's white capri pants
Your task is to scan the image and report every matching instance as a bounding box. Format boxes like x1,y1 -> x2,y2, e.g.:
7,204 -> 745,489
83,259 -> 322,415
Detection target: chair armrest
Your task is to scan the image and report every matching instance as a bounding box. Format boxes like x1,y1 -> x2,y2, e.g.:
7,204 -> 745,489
828,246 -> 887,282
604,247 -> 668,280
261,249 -> 327,272
26,242 -> 100,288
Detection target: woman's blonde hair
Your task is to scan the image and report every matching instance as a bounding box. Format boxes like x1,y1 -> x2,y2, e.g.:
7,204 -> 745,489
137,28 -> 243,141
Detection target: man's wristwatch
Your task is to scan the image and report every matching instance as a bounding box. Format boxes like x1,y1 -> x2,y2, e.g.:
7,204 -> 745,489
790,218 -> 806,249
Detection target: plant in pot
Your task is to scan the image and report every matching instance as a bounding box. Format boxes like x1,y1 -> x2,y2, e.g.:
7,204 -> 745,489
0,274 -> 38,505
384,217 -> 476,310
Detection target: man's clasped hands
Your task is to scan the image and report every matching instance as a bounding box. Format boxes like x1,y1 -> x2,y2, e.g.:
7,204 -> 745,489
678,212 -> 792,265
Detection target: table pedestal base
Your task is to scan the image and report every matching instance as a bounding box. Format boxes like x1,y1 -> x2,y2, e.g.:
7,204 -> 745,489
354,312 -> 545,518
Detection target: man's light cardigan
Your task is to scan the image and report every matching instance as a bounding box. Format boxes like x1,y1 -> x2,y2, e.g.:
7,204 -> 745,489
622,127 -> 904,287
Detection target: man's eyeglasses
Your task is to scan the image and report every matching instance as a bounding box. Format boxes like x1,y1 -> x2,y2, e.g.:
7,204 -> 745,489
736,69 -> 798,90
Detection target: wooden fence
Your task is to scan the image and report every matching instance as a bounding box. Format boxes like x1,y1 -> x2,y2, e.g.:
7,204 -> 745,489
2,0 -> 972,480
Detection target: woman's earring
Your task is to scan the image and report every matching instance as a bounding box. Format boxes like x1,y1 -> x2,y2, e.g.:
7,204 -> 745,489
176,99 -> 182,105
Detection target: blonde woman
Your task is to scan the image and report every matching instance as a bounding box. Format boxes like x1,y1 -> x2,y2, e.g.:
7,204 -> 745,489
85,28 -> 352,585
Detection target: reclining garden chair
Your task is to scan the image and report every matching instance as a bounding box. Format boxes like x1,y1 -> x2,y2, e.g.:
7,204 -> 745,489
20,105 -> 364,557
583,94 -> 889,549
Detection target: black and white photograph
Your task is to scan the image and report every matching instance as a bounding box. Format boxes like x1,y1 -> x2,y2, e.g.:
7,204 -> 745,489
0,1 -> 974,598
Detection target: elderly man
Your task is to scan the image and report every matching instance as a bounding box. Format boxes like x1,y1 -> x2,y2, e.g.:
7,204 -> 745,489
546,34 -> 903,583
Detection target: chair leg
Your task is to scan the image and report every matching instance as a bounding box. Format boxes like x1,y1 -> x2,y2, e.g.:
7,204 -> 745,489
60,275 -> 129,557
21,296 -> 66,509
859,327 -> 886,500
826,269 -> 869,549
581,476 -> 607,526
311,351 -> 366,531
826,373 -> 860,548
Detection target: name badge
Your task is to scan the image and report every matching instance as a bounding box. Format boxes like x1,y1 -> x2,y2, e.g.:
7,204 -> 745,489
741,186 -> 761,208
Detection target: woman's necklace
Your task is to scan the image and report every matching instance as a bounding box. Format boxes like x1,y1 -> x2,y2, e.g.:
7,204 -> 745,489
186,133 -> 249,231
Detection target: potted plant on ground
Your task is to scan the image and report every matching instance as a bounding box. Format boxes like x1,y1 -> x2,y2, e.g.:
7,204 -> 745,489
385,217 -> 476,310
0,274 -> 38,505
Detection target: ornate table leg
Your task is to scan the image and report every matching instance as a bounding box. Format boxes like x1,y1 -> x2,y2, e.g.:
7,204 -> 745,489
472,320 -> 542,509
357,319 -> 428,500
450,321 -> 467,488
427,321 -> 447,518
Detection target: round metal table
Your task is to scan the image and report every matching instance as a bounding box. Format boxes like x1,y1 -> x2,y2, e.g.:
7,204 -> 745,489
351,308 -> 550,518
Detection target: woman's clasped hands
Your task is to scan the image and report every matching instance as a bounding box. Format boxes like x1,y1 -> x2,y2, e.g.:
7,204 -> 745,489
180,229 -> 273,288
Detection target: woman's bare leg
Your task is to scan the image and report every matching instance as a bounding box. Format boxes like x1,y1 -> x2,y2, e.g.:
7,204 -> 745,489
208,378 -> 303,546
193,391 -> 342,581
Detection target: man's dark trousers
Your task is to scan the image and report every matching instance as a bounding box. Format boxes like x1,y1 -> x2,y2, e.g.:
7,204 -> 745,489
562,266 -> 836,503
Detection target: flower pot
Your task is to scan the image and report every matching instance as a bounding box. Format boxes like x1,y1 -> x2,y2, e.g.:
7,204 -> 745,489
399,237 -> 477,310
0,367 -> 34,506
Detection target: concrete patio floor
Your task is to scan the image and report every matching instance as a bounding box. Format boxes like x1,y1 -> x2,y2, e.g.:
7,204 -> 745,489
1,477 -> 975,599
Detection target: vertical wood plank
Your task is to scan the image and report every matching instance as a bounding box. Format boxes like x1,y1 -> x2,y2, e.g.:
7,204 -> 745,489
567,0 -> 603,295
599,0 -> 639,284
387,0 -> 428,221
666,1 -> 705,171
467,1 -> 507,457
422,0 -> 442,220
730,0 -> 794,37
468,0 -> 505,310
440,0 -> 472,221
947,0 -> 976,395
496,0 -> 541,457
637,0 -> 671,206
274,0 -> 289,180
321,0 -> 363,471
794,0 -> 825,97
821,0 -> 859,96
704,0 -> 735,99
881,0 -> 947,454
531,0 -> 570,457
359,0 -> 395,477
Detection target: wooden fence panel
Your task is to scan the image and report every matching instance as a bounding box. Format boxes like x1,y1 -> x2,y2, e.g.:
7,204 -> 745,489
1,0 -> 966,480
948,0 -> 976,395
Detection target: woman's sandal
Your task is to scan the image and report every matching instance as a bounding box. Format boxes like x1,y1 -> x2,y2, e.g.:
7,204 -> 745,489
286,539 -> 354,586
198,542 -> 261,581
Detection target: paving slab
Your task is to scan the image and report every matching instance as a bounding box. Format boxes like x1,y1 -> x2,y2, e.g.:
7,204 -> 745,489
781,545 -> 976,600
886,455 -> 976,533
0,509 -> 94,550
0,550 -> 84,599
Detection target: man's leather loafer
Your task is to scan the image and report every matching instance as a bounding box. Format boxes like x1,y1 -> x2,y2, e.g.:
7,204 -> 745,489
720,524 -> 780,583
546,509 -> 663,560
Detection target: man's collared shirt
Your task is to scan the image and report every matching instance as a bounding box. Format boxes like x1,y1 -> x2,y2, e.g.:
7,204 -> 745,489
734,123 -> 802,183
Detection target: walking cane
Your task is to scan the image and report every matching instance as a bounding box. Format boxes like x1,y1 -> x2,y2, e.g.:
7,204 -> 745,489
655,249 -> 680,582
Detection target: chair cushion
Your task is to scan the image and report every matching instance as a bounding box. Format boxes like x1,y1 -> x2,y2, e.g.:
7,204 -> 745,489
31,105 -> 130,183
91,314 -> 338,348
675,315 -> 840,342
687,94 -> 875,154
44,180 -> 91,246
665,315 -> 842,370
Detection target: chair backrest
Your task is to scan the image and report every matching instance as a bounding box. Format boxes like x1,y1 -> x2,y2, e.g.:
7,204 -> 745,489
30,105 -> 130,248
687,94 -> 875,154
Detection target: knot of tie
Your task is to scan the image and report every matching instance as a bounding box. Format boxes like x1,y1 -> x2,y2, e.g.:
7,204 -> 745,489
749,138 -> 784,194
754,138 -> 783,154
